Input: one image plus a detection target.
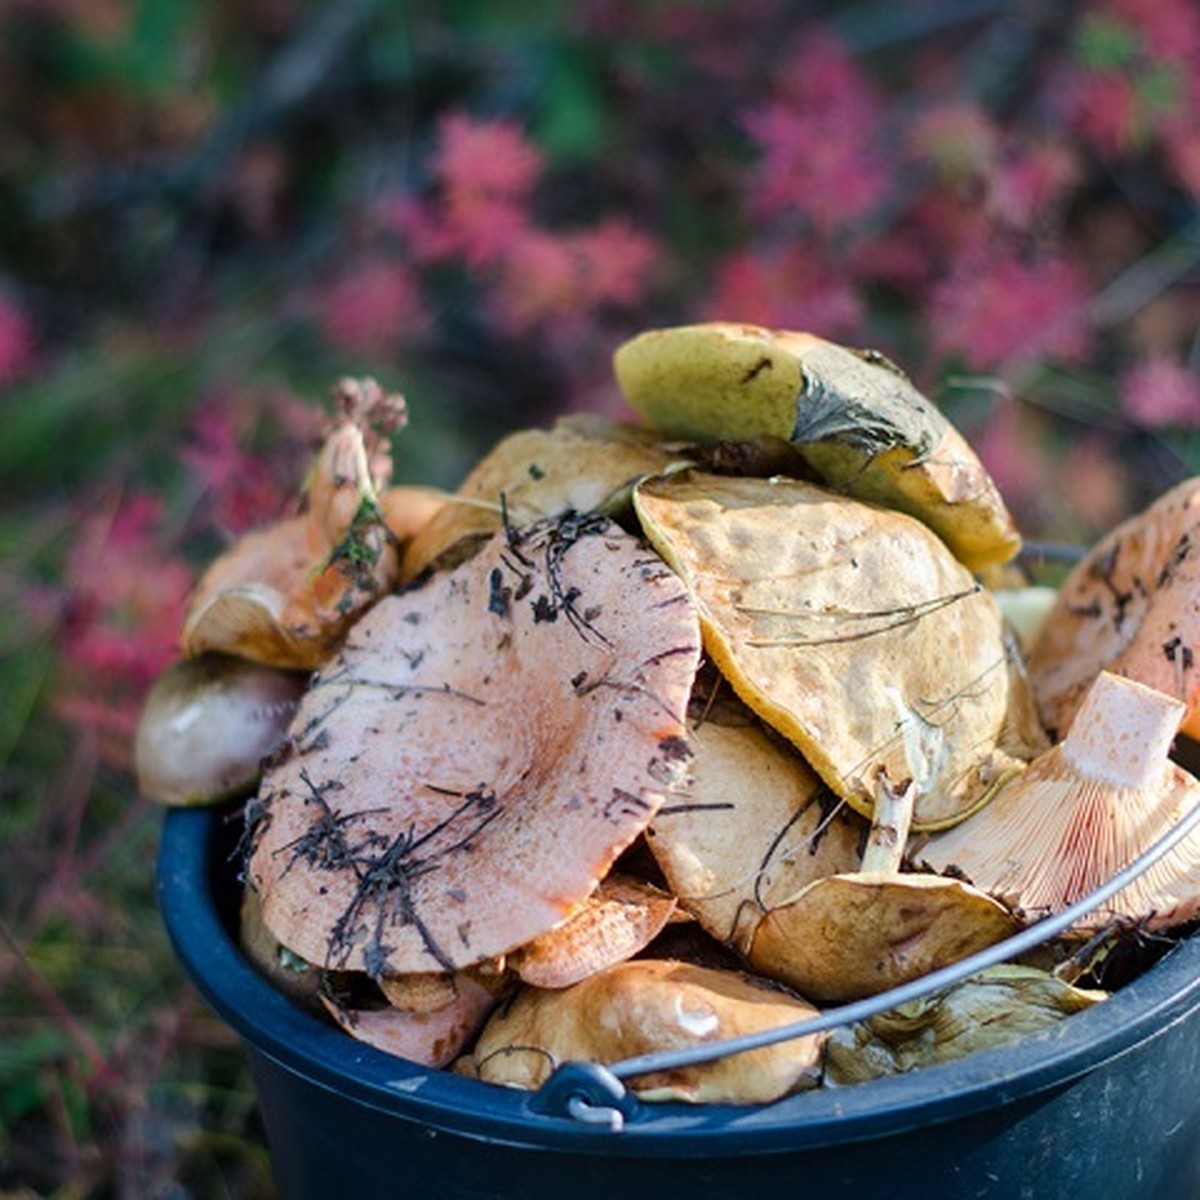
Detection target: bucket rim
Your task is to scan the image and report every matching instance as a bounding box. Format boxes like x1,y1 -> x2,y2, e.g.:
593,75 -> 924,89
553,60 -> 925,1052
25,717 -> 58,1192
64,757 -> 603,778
157,803 -> 1200,1157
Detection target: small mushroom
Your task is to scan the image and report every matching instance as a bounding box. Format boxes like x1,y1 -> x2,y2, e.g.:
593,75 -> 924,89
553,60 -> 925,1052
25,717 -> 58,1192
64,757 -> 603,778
321,970 -> 500,1068
614,322 -> 1020,569
134,655 -> 307,806
920,671 -> 1200,932
399,414 -> 680,583
824,964 -> 1106,1085
507,875 -> 678,989
248,514 -> 701,976
182,381 -> 408,669
748,773 -> 1020,1004
1028,477 -> 1200,739
467,958 -> 825,1104
634,471 -> 1047,829
647,690 -> 864,953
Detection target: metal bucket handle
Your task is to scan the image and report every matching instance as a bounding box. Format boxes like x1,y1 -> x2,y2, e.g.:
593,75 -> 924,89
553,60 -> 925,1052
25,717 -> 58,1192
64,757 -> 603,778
533,794 -> 1200,1131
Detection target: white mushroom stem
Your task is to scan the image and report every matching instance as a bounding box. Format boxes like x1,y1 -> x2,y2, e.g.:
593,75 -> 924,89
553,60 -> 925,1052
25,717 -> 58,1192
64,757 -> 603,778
1060,672 -> 1186,791
860,774 -> 915,875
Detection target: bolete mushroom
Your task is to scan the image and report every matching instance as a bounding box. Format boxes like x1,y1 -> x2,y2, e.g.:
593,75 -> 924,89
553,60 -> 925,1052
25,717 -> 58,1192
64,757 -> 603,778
134,654 -> 307,806
824,964 -> 1106,1084
465,958 -> 825,1104
1028,477 -> 1200,739
748,773 -> 1021,1004
646,686 -> 864,953
920,671 -> 1200,932
614,322 -> 1020,570
399,414 -> 679,583
634,471 -> 1047,829
247,513 -> 701,976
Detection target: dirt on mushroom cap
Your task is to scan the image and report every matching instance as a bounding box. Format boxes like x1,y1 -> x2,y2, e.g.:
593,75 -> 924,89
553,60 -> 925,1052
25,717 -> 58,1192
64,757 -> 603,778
634,471 -> 1047,829
247,513 -> 702,976
1028,476 -> 1200,739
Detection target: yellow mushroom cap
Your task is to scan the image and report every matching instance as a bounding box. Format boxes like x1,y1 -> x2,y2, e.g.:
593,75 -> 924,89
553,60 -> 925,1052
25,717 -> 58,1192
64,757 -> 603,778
634,471 -> 1046,829
468,958 -> 825,1104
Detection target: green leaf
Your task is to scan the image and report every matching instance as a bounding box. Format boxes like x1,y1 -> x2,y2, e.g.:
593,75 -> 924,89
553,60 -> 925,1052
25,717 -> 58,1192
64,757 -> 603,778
1074,14 -> 1140,71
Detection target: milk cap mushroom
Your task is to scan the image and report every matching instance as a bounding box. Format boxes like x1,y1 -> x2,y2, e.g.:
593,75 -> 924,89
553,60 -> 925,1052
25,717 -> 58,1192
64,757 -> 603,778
749,773 -> 1019,1003
1028,477 -> 1200,739
247,514 -> 701,976
321,971 -> 499,1068
634,471 -> 1046,829
182,380 -> 407,669
921,670 -> 1200,931
614,322 -> 1020,570
508,875 -> 678,989
134,655 -> 307,806
467,958 -> 825,1104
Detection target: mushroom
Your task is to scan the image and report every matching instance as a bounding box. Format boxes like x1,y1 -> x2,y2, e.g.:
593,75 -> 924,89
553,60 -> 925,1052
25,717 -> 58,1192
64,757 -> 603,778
920,670 -> 1200,932
748,773 -> 1021,1004
633,471 -> 1047,829
399,414 -> 680,583
614,322 -> 1021,570
134,654 -> 307,806
1028,477 -> 1200,739
508,874 -> 679,989
321,969 -> 501,1068
824,964 -> 1106,1084
466,958 -> 825,1104
246,513 -> 702,976
646,685 -> 864,953
182,380 -> 411,669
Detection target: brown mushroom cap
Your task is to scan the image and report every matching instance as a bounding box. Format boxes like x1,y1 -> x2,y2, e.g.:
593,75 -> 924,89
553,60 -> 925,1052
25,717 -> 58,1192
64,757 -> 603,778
634,471 -> 1047,829
647,701 -> 864,953
134,654 -> 308,806
613,322 -> 1020,570
1028,477 -> 1200,739
399,414 -> 679,583
248,515 -> 701,976
748,870 -> 1021,1005
921,671 -> 1200,931
468,958 -> 825,1104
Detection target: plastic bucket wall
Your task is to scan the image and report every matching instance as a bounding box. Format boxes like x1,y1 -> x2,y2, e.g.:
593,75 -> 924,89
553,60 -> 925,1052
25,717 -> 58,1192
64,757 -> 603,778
158,806 -> 1200,1199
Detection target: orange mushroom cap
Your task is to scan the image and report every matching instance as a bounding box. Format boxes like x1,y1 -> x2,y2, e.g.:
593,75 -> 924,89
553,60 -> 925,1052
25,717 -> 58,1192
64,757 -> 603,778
247,514 -> 701,976
1029,476 -> 1200,739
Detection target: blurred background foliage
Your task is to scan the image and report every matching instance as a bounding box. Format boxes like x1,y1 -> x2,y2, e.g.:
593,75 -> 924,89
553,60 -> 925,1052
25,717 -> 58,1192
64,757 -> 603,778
2,0 -> 1199,1194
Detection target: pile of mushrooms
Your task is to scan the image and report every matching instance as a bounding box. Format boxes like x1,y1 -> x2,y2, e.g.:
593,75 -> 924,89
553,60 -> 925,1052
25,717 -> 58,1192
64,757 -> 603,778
138,326 -> 1200,1105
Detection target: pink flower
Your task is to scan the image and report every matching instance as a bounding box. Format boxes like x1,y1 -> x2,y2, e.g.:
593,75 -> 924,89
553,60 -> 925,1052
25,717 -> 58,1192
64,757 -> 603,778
487,228 -> 582,335
61,494 -> 193,692
741,28 -> 890,234
927,252 -> 1091,369
0,293 -> 35,382
431,112 -> 543,203
1120,357 -> 1200,427
319,261 -> 428,353
183,402 -> 293,535
703,246 -> 862,337
988,141 -> 1081,229
570,218 -> 660,307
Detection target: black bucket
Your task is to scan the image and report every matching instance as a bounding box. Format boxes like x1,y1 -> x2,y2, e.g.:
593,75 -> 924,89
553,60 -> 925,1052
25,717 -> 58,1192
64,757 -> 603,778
158,804 -> 1200,1199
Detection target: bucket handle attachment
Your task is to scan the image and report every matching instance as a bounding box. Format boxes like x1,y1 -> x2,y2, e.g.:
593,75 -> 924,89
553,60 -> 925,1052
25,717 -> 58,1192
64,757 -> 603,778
531,796 -> 1200,1130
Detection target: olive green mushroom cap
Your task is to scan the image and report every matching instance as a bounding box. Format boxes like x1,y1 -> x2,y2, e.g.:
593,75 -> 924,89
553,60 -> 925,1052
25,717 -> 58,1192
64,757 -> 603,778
614,322 -> 1021,570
